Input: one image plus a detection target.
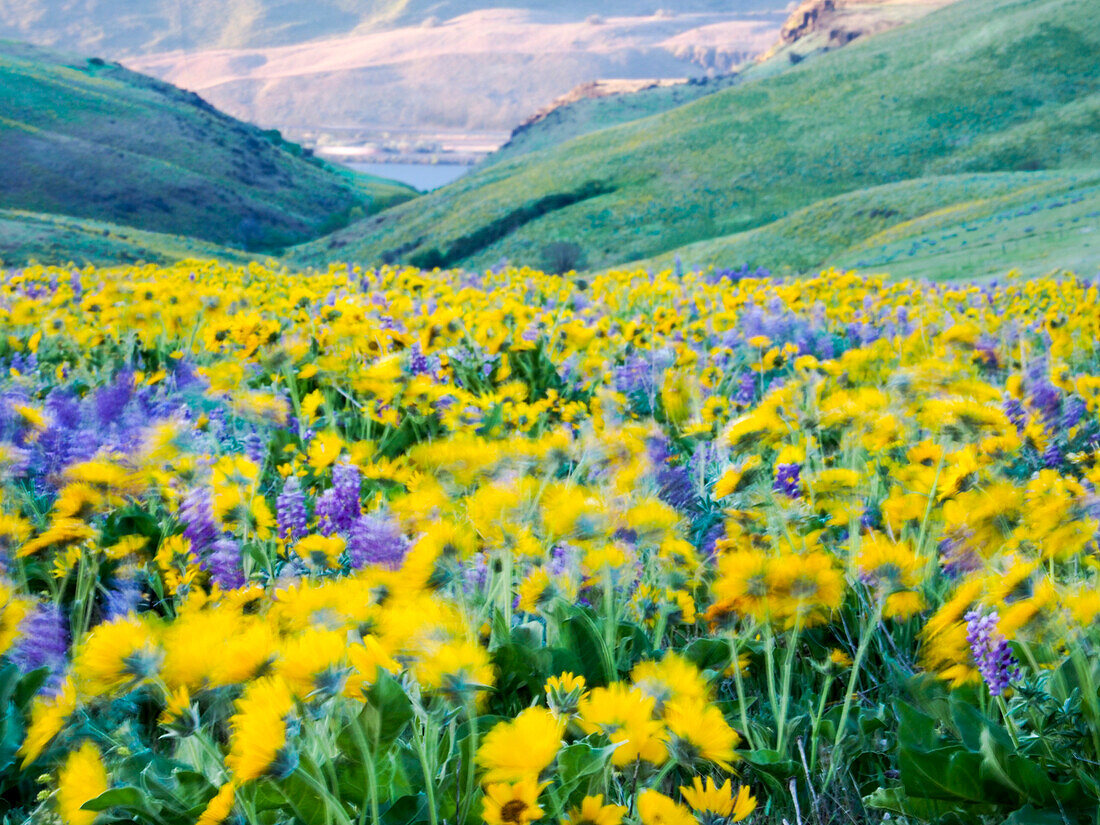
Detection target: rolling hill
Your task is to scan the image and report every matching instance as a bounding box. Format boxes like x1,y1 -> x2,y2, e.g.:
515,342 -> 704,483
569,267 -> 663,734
642,169 -> 1100,280
287,0 -> 1099,278
0,209 -> 256,267
488,0 -> 955,167
0,40 -> 416,254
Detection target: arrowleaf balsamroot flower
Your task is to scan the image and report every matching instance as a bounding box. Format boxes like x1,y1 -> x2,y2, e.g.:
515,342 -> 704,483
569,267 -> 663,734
476,706 -> 564,783
73,614 -> 161,697
680,776 -> 757,823
226,676 -> 298,782
562,794 -> 628,825
577,683 -> 668,767
545,672 -> 587,718
636,789 -> 695,825
196,782 -> 236,825
482,777 -> 547,825
20,677 -> 78,767
56,741 -> 109,825
663,698 -> 741,771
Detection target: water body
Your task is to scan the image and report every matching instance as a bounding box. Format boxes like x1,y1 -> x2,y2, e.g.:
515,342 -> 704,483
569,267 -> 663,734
349,162 -> 471,192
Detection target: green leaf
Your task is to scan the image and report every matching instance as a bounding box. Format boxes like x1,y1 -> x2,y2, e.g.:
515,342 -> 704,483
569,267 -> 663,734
363,672 -> 414,751
897,702 -> 941,752
680,638 -> 732,675
0,664 -> 19,712
999,805 -> 1073,825
557,741 -> 615,782
863,787 -> 976,820
559,610 -> 614,687
741,748 -> 798,778
949,695 -> 989,752
899,745 -> 991,803
613,622 -> 652,672
13,668 -> 49,709
978,728 -> 1054,804
81,787 -> 153,814
555,741 -> 617,805
382,793 -> 431,825
278,772 -> 331,825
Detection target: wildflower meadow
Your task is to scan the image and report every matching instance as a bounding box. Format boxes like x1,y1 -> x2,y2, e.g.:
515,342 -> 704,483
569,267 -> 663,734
1,260 -> 1099,825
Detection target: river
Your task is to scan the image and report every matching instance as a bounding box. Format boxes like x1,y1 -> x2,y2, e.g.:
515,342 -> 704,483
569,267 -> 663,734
348,162 -> 472,192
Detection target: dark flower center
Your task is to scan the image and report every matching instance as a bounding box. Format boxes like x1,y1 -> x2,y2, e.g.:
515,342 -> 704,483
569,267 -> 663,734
501,800 -> 529,824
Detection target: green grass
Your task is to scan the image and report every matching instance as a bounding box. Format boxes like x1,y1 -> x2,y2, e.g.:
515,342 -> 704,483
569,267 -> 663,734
484,76 -> 744,168
0,209 -> 259,267
637,170 -> 1100,280
291,0 -> 1100,276
0,40 -> 417,258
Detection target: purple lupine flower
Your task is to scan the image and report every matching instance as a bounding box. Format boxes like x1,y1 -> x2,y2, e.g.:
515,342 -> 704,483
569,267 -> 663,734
1061,398 -> 1087,431
1042,441 -> 1063,468
547,544 -> 577,578
735,373 -> 756,406
347,514 -> 408,569
95,370 -> 134,426
314,489 -> 340,536
315,462 -> 361,536
647,436 -> 695,511
179,488 -> 219,554
277,475 -> 309,544
464,552 -> 490,595
206,537 -> 245,590
1003,398 -> 1027,433
407,345 -> 439,376
965,609 -> 1020,697
46,389 -> 81,430
774,463 -> 802,498
698,519 -> 725,558
10,603 -> 69,691
169,359 -> 201,390
243,431 -> 266,464
104,573 -> 144,619
1028,381 -> 1061,423
939,532 -> 981,578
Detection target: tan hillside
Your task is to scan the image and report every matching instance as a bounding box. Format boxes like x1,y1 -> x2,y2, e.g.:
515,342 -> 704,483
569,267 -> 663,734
122,9 -> 782,137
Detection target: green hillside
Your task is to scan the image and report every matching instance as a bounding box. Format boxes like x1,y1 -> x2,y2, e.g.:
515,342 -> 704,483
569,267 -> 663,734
484,76 -> 743,168
0,209 -> 256,267
291,0 -> 1100,274
0,40 -> 416,254
642,170 -> 1100,280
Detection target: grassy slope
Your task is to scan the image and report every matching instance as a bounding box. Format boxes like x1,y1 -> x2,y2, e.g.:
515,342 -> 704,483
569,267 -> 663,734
484,2 -> 951,168
291,0 -> 1100,273
483,76 -> 743,168
0,40 -> 416,253
0,209 -> 256,267
639,170 -> 1100,280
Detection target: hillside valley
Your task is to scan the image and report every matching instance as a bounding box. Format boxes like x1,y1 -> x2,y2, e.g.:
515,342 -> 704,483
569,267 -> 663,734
286,0 -> 1100,281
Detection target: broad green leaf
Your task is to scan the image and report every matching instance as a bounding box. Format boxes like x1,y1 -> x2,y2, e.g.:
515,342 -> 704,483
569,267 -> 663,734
81,787 -> 152,814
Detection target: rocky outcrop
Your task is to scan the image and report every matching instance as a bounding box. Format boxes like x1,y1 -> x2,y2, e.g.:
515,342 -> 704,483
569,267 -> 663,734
758,0 -> 958,63
514,78 -> 690,130
779,0 -> 838,46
